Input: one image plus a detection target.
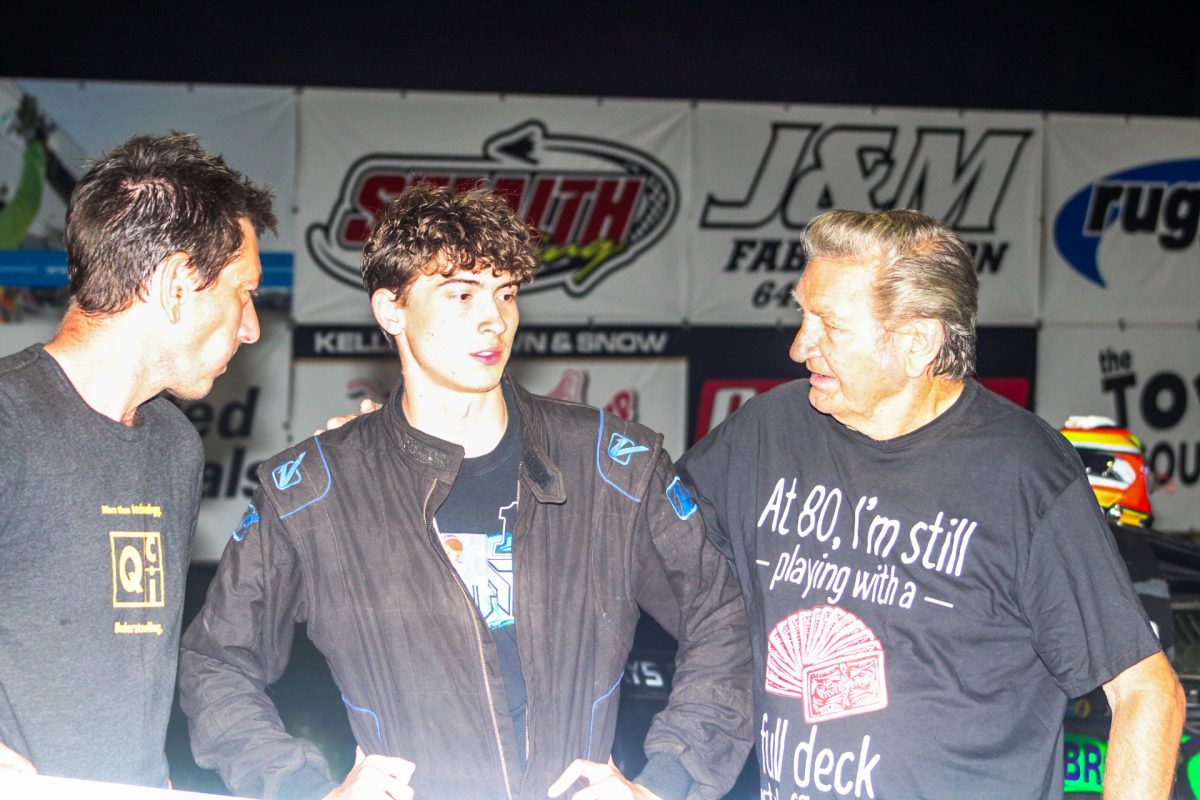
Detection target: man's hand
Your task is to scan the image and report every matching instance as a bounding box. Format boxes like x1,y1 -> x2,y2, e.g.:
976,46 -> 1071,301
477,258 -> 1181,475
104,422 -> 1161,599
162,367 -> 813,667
323,747 -> 414,800
0,742 -> 35,774
316,398 -> 384,435
547,758 -> 664,800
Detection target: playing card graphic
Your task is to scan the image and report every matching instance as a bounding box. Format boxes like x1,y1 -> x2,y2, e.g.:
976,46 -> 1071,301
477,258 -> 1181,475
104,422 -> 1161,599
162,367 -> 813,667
765,606 -> 887,723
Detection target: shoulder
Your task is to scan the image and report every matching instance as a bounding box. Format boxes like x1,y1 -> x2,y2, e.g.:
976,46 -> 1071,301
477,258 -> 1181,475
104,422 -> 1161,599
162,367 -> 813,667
0,346 -> 41,381
254,436 -> 336,519
520,386 -> 668,502
142,397 -> 203,457
956,381 -> 1083,494
522,385 -> 665,453
962,382 -> 1078,463
0,346 -> 48,404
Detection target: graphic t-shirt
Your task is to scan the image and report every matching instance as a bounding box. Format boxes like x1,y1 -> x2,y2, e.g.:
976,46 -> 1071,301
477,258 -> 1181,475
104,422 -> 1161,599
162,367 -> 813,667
678,378 -> 1161,800
0,345 -> 201,786
432,401 -> 526,766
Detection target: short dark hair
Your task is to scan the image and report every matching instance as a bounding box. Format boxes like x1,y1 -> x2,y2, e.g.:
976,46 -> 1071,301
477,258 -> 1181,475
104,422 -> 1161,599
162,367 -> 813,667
803,208 -> 979,380
65,132 -> 276,314
361,184 -> 540,303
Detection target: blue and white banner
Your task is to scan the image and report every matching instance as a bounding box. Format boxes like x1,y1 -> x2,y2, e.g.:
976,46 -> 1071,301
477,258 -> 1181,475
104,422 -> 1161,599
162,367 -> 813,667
293,89 -> 690,324
1042,114 -> 1200,324
689,103 -> 1043,325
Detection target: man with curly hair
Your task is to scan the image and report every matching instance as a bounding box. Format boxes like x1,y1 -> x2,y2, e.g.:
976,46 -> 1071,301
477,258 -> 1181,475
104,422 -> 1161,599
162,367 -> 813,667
180,185 -> 752,800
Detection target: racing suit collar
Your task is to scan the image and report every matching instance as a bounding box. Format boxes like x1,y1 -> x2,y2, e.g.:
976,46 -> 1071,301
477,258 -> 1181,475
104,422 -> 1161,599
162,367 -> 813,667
382,372 -> 566,505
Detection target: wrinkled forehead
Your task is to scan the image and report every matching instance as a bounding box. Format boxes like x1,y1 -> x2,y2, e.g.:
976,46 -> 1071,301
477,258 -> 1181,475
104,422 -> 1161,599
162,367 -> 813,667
795,257 -> 880,307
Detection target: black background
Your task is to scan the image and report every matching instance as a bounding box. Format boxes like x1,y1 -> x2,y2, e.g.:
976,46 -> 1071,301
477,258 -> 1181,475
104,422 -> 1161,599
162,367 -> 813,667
3,2 -> 1197,118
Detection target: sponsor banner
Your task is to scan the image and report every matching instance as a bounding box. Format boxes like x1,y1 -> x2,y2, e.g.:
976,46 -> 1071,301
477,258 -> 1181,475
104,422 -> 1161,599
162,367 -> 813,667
290,354 -> 687,471
1036,324 -> 1200,533
1043,114 -> 1200,324
689,102 -> 1042,325
0,79 -> 297,287
293,324 -> 688,360
294,89 -> 688,324
687,326 -> 1037,445
176,313 -> 292,562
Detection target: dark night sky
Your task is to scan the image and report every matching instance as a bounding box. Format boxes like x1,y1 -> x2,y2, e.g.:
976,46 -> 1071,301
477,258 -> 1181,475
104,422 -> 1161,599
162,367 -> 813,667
3,2 -> 1198,117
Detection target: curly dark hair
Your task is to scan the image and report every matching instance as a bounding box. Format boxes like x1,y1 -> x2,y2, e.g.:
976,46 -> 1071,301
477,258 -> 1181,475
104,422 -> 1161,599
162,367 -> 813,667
65,132 -> 276,315
361,183 -> 541,303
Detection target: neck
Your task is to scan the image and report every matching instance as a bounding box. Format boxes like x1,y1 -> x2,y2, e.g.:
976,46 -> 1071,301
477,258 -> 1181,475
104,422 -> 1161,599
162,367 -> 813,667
850,376 -> 966,441
401,375 -> 509,458
44,308 -> 162,425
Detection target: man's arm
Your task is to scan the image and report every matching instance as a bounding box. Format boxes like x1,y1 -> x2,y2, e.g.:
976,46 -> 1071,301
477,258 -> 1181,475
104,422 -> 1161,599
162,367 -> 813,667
179,489 -> 338,800
628,450 -> 753,800
1101,651 -> 1185,800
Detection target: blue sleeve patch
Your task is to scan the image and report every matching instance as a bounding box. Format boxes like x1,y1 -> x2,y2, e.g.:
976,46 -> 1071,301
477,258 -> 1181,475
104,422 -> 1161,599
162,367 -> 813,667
231,503 -> 259,542
666,476 -> 698,520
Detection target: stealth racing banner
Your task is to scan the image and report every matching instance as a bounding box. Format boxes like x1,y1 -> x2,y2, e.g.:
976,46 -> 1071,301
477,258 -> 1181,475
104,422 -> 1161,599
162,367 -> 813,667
688,103 -> 1042,325
1042,114 -> 1200,324
1036,324 -> 1200,533
295,89 -> 688,324
0,79 -> 297,291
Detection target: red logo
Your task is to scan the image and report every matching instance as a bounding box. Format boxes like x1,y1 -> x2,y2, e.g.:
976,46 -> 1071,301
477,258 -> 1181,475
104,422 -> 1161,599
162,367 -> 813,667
306,121 -> 678,297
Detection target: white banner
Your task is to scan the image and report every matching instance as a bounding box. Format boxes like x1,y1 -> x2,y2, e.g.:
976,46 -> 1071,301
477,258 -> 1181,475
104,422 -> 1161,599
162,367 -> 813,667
1036,324 -> 1200,533
689,102 -> 1043,325
179,313 -> 292,562
1042,114 -> 1200,324
290,356 -> 687,470
1,79 -> 296,287
294,89 -> 689,324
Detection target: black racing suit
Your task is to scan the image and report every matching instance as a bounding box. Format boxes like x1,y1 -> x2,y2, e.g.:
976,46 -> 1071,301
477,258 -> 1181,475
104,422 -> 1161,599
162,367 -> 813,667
179,376 -> 752,800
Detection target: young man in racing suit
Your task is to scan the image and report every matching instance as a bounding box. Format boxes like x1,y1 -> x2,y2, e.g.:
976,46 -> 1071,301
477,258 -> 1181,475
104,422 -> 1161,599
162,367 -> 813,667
179,185 -> 752,800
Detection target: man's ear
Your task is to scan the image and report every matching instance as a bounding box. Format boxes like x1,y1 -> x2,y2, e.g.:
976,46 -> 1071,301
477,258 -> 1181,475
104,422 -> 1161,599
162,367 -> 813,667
903,317 -> 945,378
370,289 -> 405,336
153,252 -> 195,324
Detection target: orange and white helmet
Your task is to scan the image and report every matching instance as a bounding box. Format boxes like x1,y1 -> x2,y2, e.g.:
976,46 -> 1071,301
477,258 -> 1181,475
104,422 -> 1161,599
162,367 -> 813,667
1060,415 -> 1154,528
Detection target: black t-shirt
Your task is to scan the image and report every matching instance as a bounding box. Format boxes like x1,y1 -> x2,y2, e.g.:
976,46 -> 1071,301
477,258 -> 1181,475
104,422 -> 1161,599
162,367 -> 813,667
678,378 -> 1161,800
0,345 -> 201,786
430,395 -> 527,768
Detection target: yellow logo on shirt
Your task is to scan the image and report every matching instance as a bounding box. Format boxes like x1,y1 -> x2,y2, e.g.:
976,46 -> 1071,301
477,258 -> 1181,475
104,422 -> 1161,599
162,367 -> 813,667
110,531 -> 165,608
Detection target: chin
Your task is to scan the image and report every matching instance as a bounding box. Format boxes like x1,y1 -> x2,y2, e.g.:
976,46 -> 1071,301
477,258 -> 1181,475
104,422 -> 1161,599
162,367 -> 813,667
167,380 -> 216,402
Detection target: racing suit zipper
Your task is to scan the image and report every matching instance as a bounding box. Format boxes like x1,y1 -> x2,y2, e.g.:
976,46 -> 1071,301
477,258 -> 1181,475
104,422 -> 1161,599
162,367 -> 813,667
423,476 -> 515,800
515,466 -> 531,769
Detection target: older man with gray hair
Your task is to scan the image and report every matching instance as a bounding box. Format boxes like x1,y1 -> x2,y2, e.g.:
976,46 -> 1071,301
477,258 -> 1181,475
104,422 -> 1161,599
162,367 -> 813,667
678,208 -> 1184,800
